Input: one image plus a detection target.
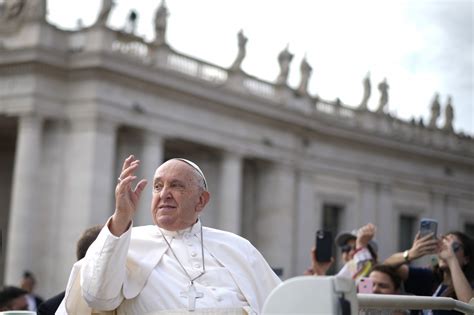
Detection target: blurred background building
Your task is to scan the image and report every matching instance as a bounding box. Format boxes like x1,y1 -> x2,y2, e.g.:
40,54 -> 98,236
0,0 -> 473,297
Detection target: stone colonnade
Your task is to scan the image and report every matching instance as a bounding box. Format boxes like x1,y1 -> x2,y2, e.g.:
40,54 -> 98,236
4,113 -> 471,297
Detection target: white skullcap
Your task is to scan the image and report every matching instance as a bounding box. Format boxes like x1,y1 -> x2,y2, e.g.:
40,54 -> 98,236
173,158 -> 208,190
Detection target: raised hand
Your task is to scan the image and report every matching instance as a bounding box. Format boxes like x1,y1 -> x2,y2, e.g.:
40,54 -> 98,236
407,232 -> 439,260
356,223 -> 376,249
110,155 -> 148,236
307,247 -> 334,276
438,235 -> 458,264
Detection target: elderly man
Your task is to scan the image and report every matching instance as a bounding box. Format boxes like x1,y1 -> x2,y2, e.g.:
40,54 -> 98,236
60,155 -> 280,315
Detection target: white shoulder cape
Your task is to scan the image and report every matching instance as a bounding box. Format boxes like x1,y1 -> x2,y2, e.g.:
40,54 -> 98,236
60,225 -> 281,314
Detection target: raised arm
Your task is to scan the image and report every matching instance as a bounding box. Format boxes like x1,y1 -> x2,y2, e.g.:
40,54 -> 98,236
305,247 -> 334,276
439,237 -> 473,303
81,155 -> 147,310
356,223 -> 376,250
337,223 -> 377,281
383,232 -> 439,280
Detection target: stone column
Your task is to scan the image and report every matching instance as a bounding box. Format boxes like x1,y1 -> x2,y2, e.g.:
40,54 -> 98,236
294,171 -> 316,276
54,117 -> 117,288
430,190 -> 446,234
358,179 -> 378,226
5,114 -> 44,285
135,131 -> 164,226
255,162 -> 296,279
445,194 -> 459,232
376,183 -> 394,260
217,152 -> 243,234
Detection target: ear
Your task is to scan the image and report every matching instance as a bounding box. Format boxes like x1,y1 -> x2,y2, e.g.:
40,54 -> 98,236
195,190 -> 210,214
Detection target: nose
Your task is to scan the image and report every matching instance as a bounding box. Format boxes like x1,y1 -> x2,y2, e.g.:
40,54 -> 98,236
159,185 -> 172,199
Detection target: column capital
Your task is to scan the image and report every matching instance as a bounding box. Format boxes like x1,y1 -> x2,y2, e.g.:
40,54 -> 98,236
69,116 -> 118,133
221,150 -> 243,160
17,113 -> 44,129
377,181 -> 392,191
142,129 -> 165,145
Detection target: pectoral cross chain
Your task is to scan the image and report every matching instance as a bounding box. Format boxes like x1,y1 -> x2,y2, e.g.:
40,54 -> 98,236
180,283 -> 204,311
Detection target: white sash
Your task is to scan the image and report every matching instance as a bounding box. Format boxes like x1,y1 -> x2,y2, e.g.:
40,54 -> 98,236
145,307 -> 252,315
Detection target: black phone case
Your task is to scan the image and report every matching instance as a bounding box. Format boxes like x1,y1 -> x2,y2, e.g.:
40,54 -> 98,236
316,230 -> 332,262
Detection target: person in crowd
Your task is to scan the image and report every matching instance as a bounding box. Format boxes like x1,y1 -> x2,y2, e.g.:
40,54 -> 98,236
384,231 -> 474,315
368,264 -> 402,294
20,270 -> 44,311
365,265 -> 407,315
37,225 -> 102,315
336,223 -> 378,281
59,155 -> 281,314
335,229 -> 379,265
336,230 -> 359,263
305,223 -> 378,282
0,286 -> 29,311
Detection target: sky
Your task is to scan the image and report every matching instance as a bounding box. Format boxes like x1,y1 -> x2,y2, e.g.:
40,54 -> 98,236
46,0 -> 473,135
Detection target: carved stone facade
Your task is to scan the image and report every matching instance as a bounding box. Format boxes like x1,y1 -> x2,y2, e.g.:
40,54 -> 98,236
0,1 -> 473,297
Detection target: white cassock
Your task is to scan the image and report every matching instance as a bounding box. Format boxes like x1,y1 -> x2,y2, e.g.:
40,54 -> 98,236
56,219 -> 281,315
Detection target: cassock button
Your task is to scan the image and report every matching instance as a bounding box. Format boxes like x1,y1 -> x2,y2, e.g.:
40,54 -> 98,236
191,252 -> 197,257
194,263 -> 201,269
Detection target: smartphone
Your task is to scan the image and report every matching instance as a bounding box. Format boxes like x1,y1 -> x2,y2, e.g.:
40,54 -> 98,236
419,218 -> 438,239
315,230 -> 332,262
358,277 -> 373,293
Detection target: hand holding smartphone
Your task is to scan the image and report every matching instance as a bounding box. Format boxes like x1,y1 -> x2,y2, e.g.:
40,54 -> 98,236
358,277 -> 373,293
419,218 -> 438,239
315,230 -> 332,262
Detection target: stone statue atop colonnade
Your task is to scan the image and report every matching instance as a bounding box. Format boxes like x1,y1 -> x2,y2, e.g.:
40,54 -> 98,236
443,96 -> 454,132
0,0 -> 46,32
428,93 -> 441,128
359,72 -> 371,110
153,0 -> 169,46
230,29 -> 248,72
94,0 -> 114,28
376,78 -> 389,114
296,55 -> 312,97
276,45 -> 294,86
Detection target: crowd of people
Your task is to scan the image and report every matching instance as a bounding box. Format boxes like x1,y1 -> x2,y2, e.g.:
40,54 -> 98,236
305,221 -> 474,315
0,225 -> 102,314
0,156 -> 473,315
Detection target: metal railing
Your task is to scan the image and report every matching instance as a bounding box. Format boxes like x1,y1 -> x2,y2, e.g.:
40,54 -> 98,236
358,294 -> 474,315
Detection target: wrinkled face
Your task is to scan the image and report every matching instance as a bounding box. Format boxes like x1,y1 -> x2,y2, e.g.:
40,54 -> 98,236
370,271 -> 397,294
341,239 -> 356,263
151,160 -> 209,231
439,234 -> 468,269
